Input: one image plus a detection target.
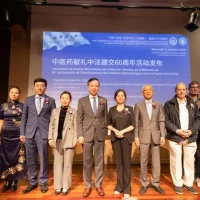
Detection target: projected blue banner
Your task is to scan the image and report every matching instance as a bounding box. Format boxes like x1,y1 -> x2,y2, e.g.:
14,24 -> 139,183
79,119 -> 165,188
42,32 -> 190,108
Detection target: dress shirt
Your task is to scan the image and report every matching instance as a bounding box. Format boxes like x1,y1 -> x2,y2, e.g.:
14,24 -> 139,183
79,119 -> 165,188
89,94 -> 98,111
177,98 -> 189,130
35,94 -> 44,110
145,99 -> 152,119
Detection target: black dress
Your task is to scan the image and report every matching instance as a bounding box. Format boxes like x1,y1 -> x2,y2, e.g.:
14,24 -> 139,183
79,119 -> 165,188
107,105 -> 134,195
0,101 -> 26,181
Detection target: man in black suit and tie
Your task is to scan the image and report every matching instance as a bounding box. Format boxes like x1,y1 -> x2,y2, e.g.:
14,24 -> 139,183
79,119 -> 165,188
20,78 -> 56,194
77,78 -> 108,197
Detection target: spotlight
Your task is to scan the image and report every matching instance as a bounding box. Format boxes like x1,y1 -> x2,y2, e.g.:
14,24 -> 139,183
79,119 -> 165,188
184,8 -> 199,32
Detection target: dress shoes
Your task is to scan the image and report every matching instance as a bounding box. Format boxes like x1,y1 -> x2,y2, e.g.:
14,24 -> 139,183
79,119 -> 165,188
139,186 -> 148,194
62,189 -> 69,196
41,183 -> 48,193
152,185 -> 165,195
22,184 -> 38,194
83,188 -> 91,197
10,180 -> 18,192
2,181 -> 12,192
96,187 -> 105,196
55,189 -> 62,195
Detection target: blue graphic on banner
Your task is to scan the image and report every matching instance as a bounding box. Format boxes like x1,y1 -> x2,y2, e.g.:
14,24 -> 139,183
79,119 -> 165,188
42,32 -> 190,108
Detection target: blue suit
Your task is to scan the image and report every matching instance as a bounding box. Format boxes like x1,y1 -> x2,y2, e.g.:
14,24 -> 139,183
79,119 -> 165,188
20,94 -> 56,185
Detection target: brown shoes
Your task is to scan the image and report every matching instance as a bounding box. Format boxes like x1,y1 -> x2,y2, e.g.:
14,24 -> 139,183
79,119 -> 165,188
96,187 -> 105,196
83,188 -> 91,197
83,187 -> 105,197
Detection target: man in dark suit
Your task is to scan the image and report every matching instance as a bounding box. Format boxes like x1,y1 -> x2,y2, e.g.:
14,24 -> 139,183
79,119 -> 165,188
20,78 -> 56,194
188,81 -> 200,187
134,84 -> 166,195
77,78 -> 108,197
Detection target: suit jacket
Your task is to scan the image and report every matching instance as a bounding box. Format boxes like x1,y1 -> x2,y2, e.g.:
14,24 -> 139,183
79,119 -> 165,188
134,100 -> 166,144
20,94 -> 56,139
77,95 -> 108,142
108,105 -> 134,144
48,106 -> 77,148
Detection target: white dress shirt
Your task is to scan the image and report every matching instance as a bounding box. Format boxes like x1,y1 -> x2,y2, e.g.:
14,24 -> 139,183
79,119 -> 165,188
177,98 -> 189,130
35,94 -> 45,109
89,94 -> 98,111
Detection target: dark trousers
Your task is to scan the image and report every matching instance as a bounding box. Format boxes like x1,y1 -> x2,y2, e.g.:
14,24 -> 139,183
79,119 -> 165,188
25,130 -> 48,186
111,137 -> 132,195
195,135 -> 200,178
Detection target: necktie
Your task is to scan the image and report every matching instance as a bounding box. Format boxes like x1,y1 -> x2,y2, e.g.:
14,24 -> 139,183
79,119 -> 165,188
37,96 -> 42,114
93,97 -> 97,115
147,101 -> 152,119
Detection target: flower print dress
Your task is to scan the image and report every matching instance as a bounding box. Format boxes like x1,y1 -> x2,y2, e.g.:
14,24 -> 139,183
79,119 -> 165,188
0,101 -> 26,180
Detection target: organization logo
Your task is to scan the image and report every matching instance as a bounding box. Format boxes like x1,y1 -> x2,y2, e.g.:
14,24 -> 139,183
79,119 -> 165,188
169,37 -> 177,45
178,37 -> 187,45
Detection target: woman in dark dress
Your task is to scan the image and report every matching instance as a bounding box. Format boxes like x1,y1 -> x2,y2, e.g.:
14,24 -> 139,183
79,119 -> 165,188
107,89 -> 135,199
0,87 -> 26,192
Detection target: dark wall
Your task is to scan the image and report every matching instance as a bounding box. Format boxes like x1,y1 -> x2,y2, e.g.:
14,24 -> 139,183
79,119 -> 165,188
0,28 -> 11,104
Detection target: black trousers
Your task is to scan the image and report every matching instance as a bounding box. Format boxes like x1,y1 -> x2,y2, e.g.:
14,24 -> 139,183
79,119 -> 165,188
111,137 -> 132,195
195,135 -> 200,178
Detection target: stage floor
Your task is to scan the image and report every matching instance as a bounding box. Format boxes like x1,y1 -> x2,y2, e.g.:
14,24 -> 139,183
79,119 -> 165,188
0,164 -> 199,200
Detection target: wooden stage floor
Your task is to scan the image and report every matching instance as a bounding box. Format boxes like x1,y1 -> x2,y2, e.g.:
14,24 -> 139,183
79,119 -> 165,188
0,164 -> 200,200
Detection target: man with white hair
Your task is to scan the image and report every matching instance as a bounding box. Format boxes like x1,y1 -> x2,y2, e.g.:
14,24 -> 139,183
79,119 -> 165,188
164,82 -> 200,195
134,84 -> 166,195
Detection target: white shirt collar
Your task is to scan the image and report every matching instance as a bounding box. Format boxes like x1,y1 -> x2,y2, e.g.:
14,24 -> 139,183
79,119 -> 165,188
177,98 -> 187,104
89,94 -> 98,99
145,99 -> 152,103
35,94 -> 45,99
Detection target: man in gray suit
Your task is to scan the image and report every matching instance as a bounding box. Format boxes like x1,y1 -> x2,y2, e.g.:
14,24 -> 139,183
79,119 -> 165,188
77,78 -> 108,197
134,84 -> 166,195
20,78 -> 56,194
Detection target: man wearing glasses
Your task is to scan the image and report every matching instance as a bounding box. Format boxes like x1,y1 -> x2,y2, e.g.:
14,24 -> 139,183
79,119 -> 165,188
188,81 -> 200,188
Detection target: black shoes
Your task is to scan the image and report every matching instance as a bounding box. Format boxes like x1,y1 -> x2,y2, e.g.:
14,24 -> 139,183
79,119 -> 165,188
139,185 -> 165,195
10,180 -> 18,192
41,183 -> 48,193
2,181 -> 12,192
22,183 -> 48,194
139,186 -> 148,194
22,184 -> 38,194
55,190 -> 62,195
152,185 -> 165,195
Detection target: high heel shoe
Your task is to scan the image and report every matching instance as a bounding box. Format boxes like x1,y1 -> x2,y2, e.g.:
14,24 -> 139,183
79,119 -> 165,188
10,180 -> 18,192
2,181 -> 12,192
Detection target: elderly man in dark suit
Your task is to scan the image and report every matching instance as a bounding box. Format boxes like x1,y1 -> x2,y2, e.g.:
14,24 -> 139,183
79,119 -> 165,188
77,78 -> 108,197
134,84 -> 166,195
20,78 -> 56,194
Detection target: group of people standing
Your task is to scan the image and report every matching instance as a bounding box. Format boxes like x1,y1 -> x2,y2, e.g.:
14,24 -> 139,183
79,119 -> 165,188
0,77 -> 200,200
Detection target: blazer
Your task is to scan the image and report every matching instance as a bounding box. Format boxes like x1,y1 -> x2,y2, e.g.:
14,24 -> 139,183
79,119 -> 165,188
108,105 -> 134,144
48,106 -> 77,149
164,95 -> 200,143
20,94 -> 56,139
77,95 -> 108,142
134,100 -> 166,144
